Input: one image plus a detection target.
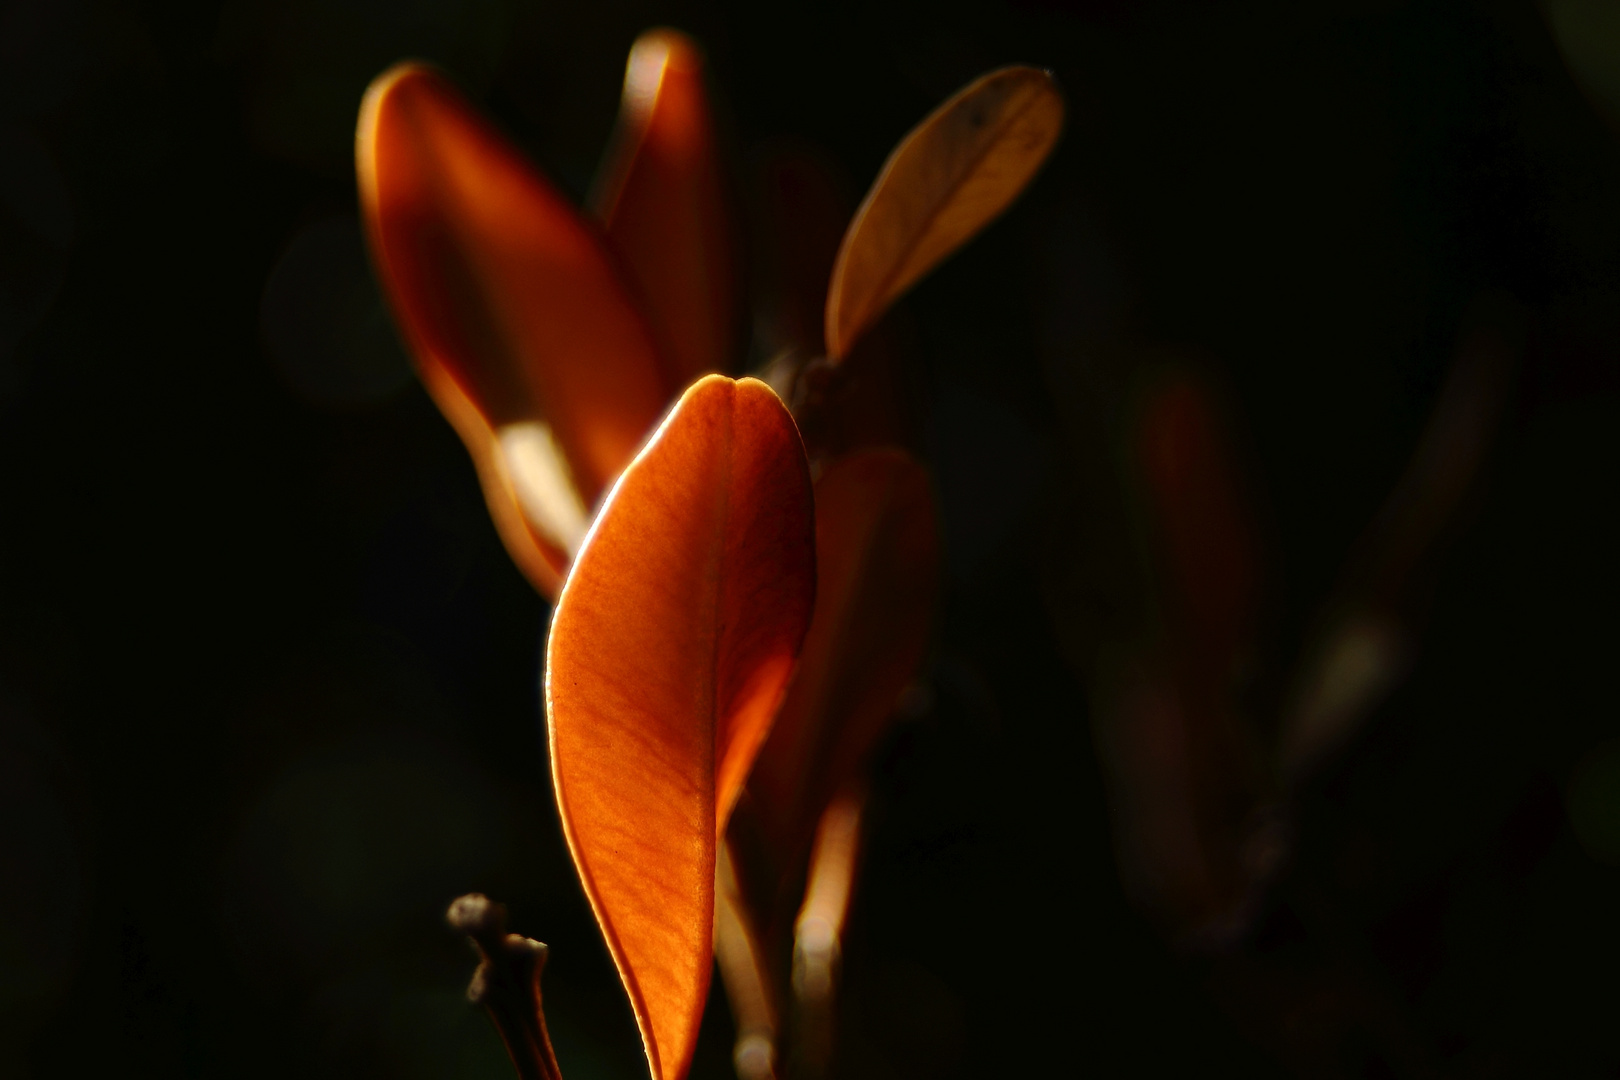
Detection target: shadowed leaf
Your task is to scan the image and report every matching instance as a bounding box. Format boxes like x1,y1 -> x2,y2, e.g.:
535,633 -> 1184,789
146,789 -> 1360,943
787,321 -> 920,468
594,29 -> 739,390
741,449 -> 938,906
824,66 -> 1063,361
357,63 -> 670,595
1139,375 -> 1260,680
1132,373 -> 1268,939
545,375 -> 815,1080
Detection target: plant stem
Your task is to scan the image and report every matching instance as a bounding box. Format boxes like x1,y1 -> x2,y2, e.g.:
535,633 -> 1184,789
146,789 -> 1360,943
447,893 -> 564,1080
788,784 -> 866,1080
715,845 -> 781,1080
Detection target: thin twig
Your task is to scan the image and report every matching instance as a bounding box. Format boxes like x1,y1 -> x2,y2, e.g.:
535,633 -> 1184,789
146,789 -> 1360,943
447,893 -> 564,1080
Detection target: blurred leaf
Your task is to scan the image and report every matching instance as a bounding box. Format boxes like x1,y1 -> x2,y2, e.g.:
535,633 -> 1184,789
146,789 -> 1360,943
824,66 -> 1063,361
1107,372 -> 1269,939
357,63 -> 671,597
740,449 -> 938,909
1280,309 -> 1518,784
1138,374 -> 1260,690
593,29 -> 740,388
1545,0 -> 1620,129
545,375 -> 815,1080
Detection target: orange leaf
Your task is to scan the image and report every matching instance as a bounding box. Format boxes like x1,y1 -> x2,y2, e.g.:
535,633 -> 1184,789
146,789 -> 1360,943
357,63 -> 671,594
545,375 -> 815,1080
441,378 -> 576,597
825,66 -> 1064,361
594,30 -> 739,389
746,448 -> 938,876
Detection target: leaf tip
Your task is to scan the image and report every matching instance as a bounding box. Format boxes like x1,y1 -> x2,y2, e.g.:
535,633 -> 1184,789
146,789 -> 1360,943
623,28 -> 705,114
824,63 -> 1066,363
356,61 -> 442,172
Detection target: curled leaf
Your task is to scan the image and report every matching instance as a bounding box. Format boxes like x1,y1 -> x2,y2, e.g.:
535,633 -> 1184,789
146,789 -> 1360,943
825,66 -> 1063,361
425,376 -> 580,597
357,63 -> 670,594
594,29 -> 739,389
545,375 -> 815,1080
743,449 -> 938,895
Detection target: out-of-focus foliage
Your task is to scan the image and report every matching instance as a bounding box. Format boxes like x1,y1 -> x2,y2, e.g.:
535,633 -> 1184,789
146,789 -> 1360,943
356,42 -> 1045,1078
3,2 -> 1620,1078
1545,0 -> 1620,130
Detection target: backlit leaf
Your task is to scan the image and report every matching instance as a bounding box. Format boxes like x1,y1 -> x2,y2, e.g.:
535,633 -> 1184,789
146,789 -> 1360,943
357,63 -> 670,595
545,375 -> 815,1080
594,30 -> 739,389
824,66 -> 1063,361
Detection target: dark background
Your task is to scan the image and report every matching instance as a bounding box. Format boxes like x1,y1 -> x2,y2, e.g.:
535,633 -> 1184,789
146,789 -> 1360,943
3,0 -> 1620,1076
